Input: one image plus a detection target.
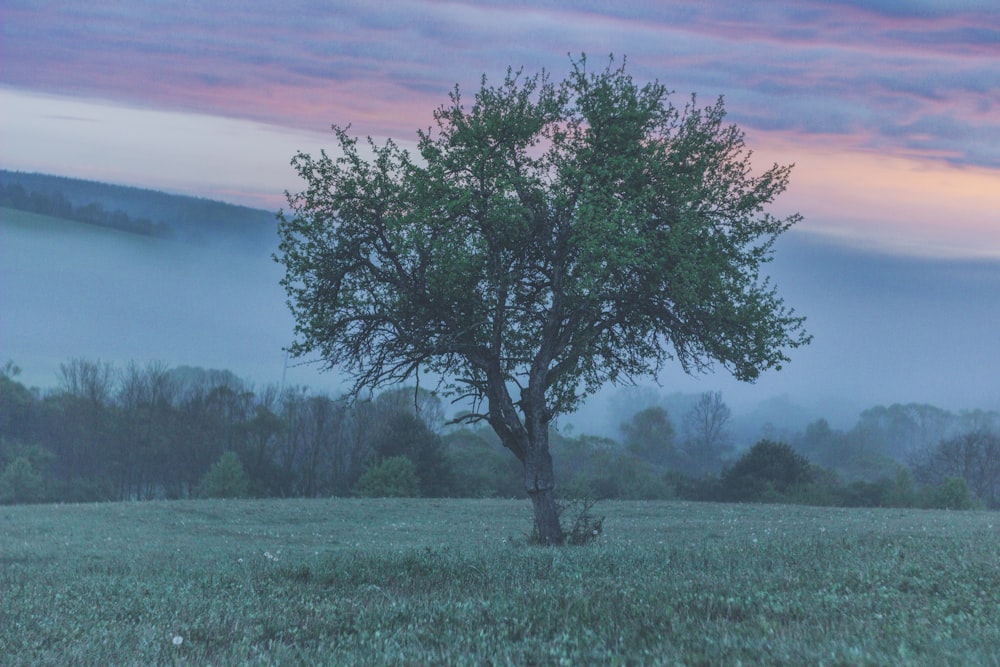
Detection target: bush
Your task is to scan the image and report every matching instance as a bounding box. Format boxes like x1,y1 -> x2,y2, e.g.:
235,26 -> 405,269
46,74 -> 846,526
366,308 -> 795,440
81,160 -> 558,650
921,476 -> 975,510
562,497 -> 605,546
353,457 -> 421,497
445,437 -> 524,498
723,440 -> 814,502
370,414 -> 454,497
666,471 -> 724,502
198,452 -> 250,499
524,497 -> 604,546
0,457 -> 45,504
837,468 -> 915,508
565,453 -> 673,500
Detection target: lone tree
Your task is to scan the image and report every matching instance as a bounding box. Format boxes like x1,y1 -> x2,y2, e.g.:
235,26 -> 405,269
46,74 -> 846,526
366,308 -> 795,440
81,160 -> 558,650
276,56 -> 810,544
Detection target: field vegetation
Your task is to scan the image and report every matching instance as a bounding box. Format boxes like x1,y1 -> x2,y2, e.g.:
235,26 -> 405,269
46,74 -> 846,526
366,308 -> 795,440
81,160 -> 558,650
3,498 -> 998,665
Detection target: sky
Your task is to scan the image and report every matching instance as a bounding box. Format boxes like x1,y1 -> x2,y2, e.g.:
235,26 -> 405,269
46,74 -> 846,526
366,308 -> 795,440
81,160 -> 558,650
2,0 -> 998,257
2,0 -> 1000,425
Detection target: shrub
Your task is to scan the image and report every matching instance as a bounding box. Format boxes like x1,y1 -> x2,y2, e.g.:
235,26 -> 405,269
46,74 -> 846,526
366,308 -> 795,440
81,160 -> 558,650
444,429 -> 524,498
920,476 -> 975,510
370,414 -> 454,497
723,440 -> 814,502
566,453 -> 673,500
562,497 -> 605,546
526,497 -> 604,546
198,452 -> 250,499
0,457 -> 45,504
353,457 -> 421,497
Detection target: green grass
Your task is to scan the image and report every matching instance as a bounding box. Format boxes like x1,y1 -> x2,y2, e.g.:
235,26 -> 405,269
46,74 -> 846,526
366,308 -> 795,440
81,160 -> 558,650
2,499 -> 998,666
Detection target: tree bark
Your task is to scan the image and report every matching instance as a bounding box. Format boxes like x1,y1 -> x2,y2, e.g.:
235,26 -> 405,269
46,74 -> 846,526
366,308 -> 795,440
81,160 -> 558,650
528,484 -> 564,545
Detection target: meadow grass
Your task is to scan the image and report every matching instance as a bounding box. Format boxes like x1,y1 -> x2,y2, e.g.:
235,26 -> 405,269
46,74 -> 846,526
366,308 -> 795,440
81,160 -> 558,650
2,498 -> 998,666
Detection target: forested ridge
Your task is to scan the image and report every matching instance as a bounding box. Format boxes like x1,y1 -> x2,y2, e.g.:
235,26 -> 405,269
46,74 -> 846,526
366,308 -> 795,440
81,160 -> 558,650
2,360 -> 998,509
0,170 -> 275,251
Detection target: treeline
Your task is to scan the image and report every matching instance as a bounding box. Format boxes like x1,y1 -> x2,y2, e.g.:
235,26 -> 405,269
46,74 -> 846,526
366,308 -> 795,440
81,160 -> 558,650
0,360 -> 520,504
1,182 -> 173,238
0,170 -> 276,251
2,360 -> 998,509
555,399 -> 1000,509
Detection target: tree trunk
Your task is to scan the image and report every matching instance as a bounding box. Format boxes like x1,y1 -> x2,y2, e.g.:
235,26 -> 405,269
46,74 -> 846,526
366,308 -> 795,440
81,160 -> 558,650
485,377 -> 564,545
524,435 -> 564,545
528,484 -> 564,545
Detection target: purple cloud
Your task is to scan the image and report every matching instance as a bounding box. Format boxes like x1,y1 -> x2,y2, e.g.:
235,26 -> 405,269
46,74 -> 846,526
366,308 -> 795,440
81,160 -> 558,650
2,1 -> 998,171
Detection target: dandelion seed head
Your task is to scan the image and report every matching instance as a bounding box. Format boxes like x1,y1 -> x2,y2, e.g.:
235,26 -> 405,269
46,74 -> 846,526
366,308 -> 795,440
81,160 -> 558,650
172,635 -> 183,646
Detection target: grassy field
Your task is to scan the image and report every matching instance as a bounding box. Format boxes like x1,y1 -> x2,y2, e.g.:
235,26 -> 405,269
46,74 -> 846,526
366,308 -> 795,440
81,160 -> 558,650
2,498 -> 998,666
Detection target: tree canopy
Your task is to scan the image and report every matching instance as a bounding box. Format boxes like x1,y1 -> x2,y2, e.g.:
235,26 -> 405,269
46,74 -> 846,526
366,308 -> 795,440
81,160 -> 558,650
277,56 -> 810,543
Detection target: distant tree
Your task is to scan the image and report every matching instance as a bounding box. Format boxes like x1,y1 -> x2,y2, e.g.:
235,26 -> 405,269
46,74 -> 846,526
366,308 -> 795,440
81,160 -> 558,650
372,386 -> 447,434
853,403 -> 956,462
75,202 -> 107,226
283,393 -> 348,497
793,419 -> 842,469
957,409 -> 1000,434
621,406 -> 676,468
45,359 -> 116,497
0,363 -> 38,444
353,456 -> 420,497
277,56 -> 810,543
681,392 -> 733,474
198,452 -> 250,499
914,430 -> 1000,508
241,384 -> 287,496
0,183 -> 29,208
115,361 -> 180,499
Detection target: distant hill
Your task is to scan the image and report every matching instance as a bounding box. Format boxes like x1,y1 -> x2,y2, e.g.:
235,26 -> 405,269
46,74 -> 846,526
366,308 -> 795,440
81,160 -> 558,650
0,169 -> 277,252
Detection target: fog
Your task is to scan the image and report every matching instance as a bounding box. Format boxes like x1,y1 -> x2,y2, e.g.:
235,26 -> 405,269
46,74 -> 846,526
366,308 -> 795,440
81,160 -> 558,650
0,211 -> 320,393
570,232 -> 1000,436
3,210 -> 999,436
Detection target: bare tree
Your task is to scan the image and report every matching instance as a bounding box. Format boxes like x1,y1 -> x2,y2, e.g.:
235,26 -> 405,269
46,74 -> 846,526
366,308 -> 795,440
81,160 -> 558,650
681,391 -> 733,474
914,430 -> 1000,508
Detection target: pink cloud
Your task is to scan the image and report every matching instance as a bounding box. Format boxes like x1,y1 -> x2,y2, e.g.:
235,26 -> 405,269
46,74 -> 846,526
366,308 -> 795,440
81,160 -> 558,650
2,0 -> 998,257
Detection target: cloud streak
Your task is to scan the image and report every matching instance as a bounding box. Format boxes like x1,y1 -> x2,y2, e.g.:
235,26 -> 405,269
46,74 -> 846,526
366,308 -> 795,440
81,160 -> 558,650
1,0 -> 998,254
4,1 -> 997,152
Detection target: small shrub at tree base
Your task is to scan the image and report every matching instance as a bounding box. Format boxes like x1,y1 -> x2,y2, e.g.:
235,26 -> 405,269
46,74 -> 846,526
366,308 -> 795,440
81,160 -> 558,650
528,497 -> 604,546
353,457 -> 421,497
198,452 -> 250,499
563,497 -> 605,546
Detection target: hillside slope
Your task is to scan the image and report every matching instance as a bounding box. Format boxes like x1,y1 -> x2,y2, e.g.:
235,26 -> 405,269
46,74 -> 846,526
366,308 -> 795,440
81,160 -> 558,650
0,169 -> 278,252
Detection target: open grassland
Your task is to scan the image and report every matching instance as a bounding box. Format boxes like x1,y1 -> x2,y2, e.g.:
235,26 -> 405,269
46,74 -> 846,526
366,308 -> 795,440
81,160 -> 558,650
2,499 -> 998,666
